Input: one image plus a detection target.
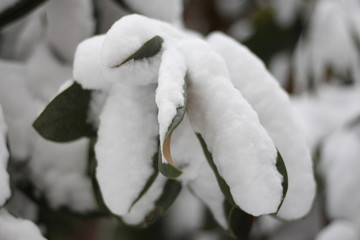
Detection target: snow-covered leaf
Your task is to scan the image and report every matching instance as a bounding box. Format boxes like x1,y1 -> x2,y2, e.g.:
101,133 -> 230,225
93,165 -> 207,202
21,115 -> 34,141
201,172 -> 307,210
208,32 -> 315,220
111,35 -> 163,68
0,0 -> 47,30
156,49 -> 187,179
33,81 -> 96,142
95,83 -> 159,217
181,39 -> 283,216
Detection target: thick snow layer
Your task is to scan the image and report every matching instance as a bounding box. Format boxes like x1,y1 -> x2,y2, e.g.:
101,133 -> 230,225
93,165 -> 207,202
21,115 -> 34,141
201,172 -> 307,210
30,138 -> 97,212
26,43 -> 72,102
95,83 -> 159,216
123,0 -> 183,23
101,15 -> 185,86
0,105 -> 10,206
122,175 -> 167,225
321,128 -> 360,227
46,0 -> 95,63
166,187 -> 204,236
0,60 -> 42,160
0,209 -> 46,240
156,48 -> 186,164
291,85 -> 360,150
315,220 -> 359,240
208,32 -> 315,219
189,160 -> 227,229
74,35 -> 109,90
180,39 -> 283,216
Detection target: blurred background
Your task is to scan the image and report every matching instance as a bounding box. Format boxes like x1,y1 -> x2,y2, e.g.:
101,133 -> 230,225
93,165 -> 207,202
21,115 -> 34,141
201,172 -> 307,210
0,0 -> 360,239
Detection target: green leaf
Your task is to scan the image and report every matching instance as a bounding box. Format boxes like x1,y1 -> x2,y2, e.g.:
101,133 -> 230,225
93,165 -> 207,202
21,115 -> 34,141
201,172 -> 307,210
111,35 -> 164,68
0,0 -> 48,30
224,201 -> 253,239
33,81 -> 96,142
144,179 -> 181,226
196,133 -> 236,206
275,151 -> 288,213
158,81 -> 187,179
129,151 -> 159,211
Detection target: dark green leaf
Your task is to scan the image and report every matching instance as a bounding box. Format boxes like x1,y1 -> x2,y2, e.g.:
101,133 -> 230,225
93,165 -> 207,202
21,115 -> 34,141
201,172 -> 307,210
196,133 -> 236,206
111,0 -> 135,13
111,35 -> 164,68
158,81 -> 187,179
275,151 -> 288,213
224,201 -> 253,240
144,179 -> 181,226
33,81 -> 96,142
0,0 -> 48,30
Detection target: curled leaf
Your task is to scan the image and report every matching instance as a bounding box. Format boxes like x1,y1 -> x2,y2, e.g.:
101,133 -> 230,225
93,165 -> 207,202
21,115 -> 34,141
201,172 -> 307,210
156,50 -> 188,179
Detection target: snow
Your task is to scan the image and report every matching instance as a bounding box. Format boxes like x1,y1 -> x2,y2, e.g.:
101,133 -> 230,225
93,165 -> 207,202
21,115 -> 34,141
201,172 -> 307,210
123,0 -> 183,24
74,35 -> 109,90
166,187 -> 204,236
95,83 -> 159,216
269,52 -> 290,87
46,0 -> 95,63
179,39 -> 283,216
0,60 -> 42,160
321,128 -> 360,227
0,209 -> 46,240
207,32 -> 315,220
188,160 -> 227,229
271,0 -> 303,28
291,85 -> 360,150
13,6 -> 45,60
315,220 -> 359,240
0,105 -> 10,207
26,43 -> 72,102
308,0 -> 360,85
87,90 -> 109,130
122,175 -> 167,225
30,137 -> 97,212
156,48 -> 186,164
0,0 -> 18,13
101,15 -> 185,86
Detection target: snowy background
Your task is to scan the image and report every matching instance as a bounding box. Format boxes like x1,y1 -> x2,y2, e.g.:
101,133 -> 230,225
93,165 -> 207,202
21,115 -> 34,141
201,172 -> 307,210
0,0 -> 360,240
